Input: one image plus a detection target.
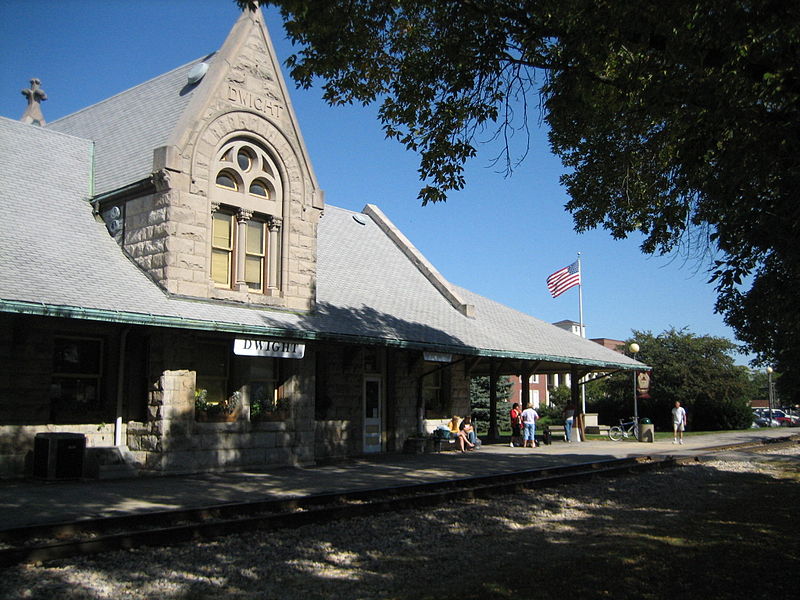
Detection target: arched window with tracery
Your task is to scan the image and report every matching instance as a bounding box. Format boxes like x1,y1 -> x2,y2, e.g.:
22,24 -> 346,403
210,138 -> 282,294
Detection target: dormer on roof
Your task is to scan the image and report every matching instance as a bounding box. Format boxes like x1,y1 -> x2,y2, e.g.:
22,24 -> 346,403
52,7 -> 323,311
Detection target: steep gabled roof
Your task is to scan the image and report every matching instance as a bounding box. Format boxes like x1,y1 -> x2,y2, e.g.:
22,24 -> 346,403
45,8 -> 319,200
0,115 -> 642,372
46,55 -> 214,195
316,205 -> 641,369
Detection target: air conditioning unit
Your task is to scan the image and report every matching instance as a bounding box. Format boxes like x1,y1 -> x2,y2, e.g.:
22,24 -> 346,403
33,433 -> 86,480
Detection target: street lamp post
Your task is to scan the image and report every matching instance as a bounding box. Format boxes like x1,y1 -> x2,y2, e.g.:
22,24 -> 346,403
630,343 -> 640,433
767,367 -> 774,427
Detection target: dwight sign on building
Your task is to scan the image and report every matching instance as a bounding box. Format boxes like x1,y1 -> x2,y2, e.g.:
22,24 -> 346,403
233,338 -> 305,359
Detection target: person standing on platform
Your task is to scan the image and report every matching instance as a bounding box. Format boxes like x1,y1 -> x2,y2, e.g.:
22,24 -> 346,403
672,401 -> 687,445
509,403 -> 523,447
521,403 -> 539,448
563,406 -> 575,442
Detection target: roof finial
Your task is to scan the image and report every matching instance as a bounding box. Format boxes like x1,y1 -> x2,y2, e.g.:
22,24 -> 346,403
21,78 -> 47,126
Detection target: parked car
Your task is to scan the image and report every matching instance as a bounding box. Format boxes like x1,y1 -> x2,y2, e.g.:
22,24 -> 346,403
771,409 -> 799,426
753,416 -> 782,428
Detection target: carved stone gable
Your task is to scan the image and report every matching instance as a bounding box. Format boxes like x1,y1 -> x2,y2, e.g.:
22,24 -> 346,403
140,8 -> 322,311
226,26 -> 286,124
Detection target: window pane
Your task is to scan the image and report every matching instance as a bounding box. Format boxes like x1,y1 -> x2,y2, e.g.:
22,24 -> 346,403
216,172 -> 237,190
237,150 -> 252,171
212,213 -> 232,249
196,379 -> 226,404
245,221 -> 264,255
196,343 -> 228,376
365,380 -> 380,418
423,370 -> 441,388
249,358 -> 275,380
249,181 -> 268,197
251,381 -> 276,410
53,338 -> 102,375
196,344 -> 228,404
245,256 -> 263,289
211,249 -> 231,285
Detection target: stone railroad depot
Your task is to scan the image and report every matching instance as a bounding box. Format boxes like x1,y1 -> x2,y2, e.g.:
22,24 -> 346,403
0,7 -> 643,478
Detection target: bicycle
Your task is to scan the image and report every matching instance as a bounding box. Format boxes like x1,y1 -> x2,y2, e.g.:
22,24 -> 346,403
609,417 -> 639,441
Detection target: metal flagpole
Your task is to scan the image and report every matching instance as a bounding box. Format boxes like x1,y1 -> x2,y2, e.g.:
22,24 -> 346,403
577,253 -> 586,414
577,253 -> 584,338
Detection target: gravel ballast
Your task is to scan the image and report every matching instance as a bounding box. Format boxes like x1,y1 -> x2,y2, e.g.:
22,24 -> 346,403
2,447 -> 798,600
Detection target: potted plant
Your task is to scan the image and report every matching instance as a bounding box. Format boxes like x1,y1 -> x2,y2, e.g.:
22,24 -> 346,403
195,389 -> 241,422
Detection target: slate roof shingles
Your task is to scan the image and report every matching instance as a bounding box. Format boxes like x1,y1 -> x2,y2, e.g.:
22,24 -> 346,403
1,110 -> 640,371
46,56 -> 213,195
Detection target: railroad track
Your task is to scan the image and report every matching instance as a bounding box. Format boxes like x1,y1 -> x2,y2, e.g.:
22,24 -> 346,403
2,435 -> 797,567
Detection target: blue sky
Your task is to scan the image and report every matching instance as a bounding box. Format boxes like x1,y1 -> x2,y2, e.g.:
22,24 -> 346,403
0,0 -> 747,361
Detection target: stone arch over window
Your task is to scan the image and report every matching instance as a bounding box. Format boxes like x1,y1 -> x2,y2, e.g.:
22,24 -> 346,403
213,137 -> 283,216
188,110 -> 320,310
209,137 -> 284,295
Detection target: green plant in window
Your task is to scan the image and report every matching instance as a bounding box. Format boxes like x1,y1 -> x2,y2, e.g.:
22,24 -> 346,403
196,389 -> 241,419
250,382 -> 280,420
194,388 -> 210,412
221,390 -> 241,415
250,384 -> 268,418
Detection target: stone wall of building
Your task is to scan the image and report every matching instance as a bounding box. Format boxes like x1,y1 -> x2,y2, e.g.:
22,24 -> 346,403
1,314 -> 476,479
313,345 -> 363,459
123,191 -> 169,290
127,332 -> 316,474
115,11 -> 325,311
0,314 -> 51,425
312,345 -> 473,459
0,315 -> 123,478
386,349 -> 420,450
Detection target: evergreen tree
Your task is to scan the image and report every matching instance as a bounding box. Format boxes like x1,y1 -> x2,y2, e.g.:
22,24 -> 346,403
470,376 -> 513,433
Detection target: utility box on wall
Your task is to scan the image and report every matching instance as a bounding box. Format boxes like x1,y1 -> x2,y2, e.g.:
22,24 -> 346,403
33,432 -> 86,479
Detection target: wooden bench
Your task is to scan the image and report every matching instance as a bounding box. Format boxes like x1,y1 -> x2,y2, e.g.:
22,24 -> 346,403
431,434 -> 457,452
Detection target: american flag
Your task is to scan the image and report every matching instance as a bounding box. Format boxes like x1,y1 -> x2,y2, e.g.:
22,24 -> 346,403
546,260 -> 581,298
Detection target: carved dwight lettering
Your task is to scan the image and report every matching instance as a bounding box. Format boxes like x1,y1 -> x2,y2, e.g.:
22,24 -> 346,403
226,84 -> 284,118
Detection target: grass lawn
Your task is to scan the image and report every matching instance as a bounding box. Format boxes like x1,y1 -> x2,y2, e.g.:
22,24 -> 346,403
481,424 -> 752,442
585,429 -> 749,442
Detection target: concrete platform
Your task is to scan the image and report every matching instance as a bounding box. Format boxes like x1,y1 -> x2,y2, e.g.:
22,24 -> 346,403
1,428 -> 795,531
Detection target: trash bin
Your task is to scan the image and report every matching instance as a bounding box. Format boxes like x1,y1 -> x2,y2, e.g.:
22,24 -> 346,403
33,432 -> 86,479
638,418 -> 654,443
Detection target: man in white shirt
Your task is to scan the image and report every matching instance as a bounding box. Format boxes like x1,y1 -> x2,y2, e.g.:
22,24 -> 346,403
672,401 -> 687,444
521,403 -> 539,448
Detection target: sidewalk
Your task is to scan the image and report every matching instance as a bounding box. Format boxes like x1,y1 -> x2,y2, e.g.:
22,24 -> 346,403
1,428 -> 795,531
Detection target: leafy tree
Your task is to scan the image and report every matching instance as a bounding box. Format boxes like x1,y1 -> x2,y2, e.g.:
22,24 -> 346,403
593,328 -> 756,431
718,263 -> 798,405
547,385 -> 571,412
241,0 -> 800,383
470,375 -> 513,433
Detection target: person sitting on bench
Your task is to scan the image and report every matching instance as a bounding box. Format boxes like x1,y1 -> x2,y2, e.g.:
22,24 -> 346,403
458,415 -> 479,451
448,415 -> 461,440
